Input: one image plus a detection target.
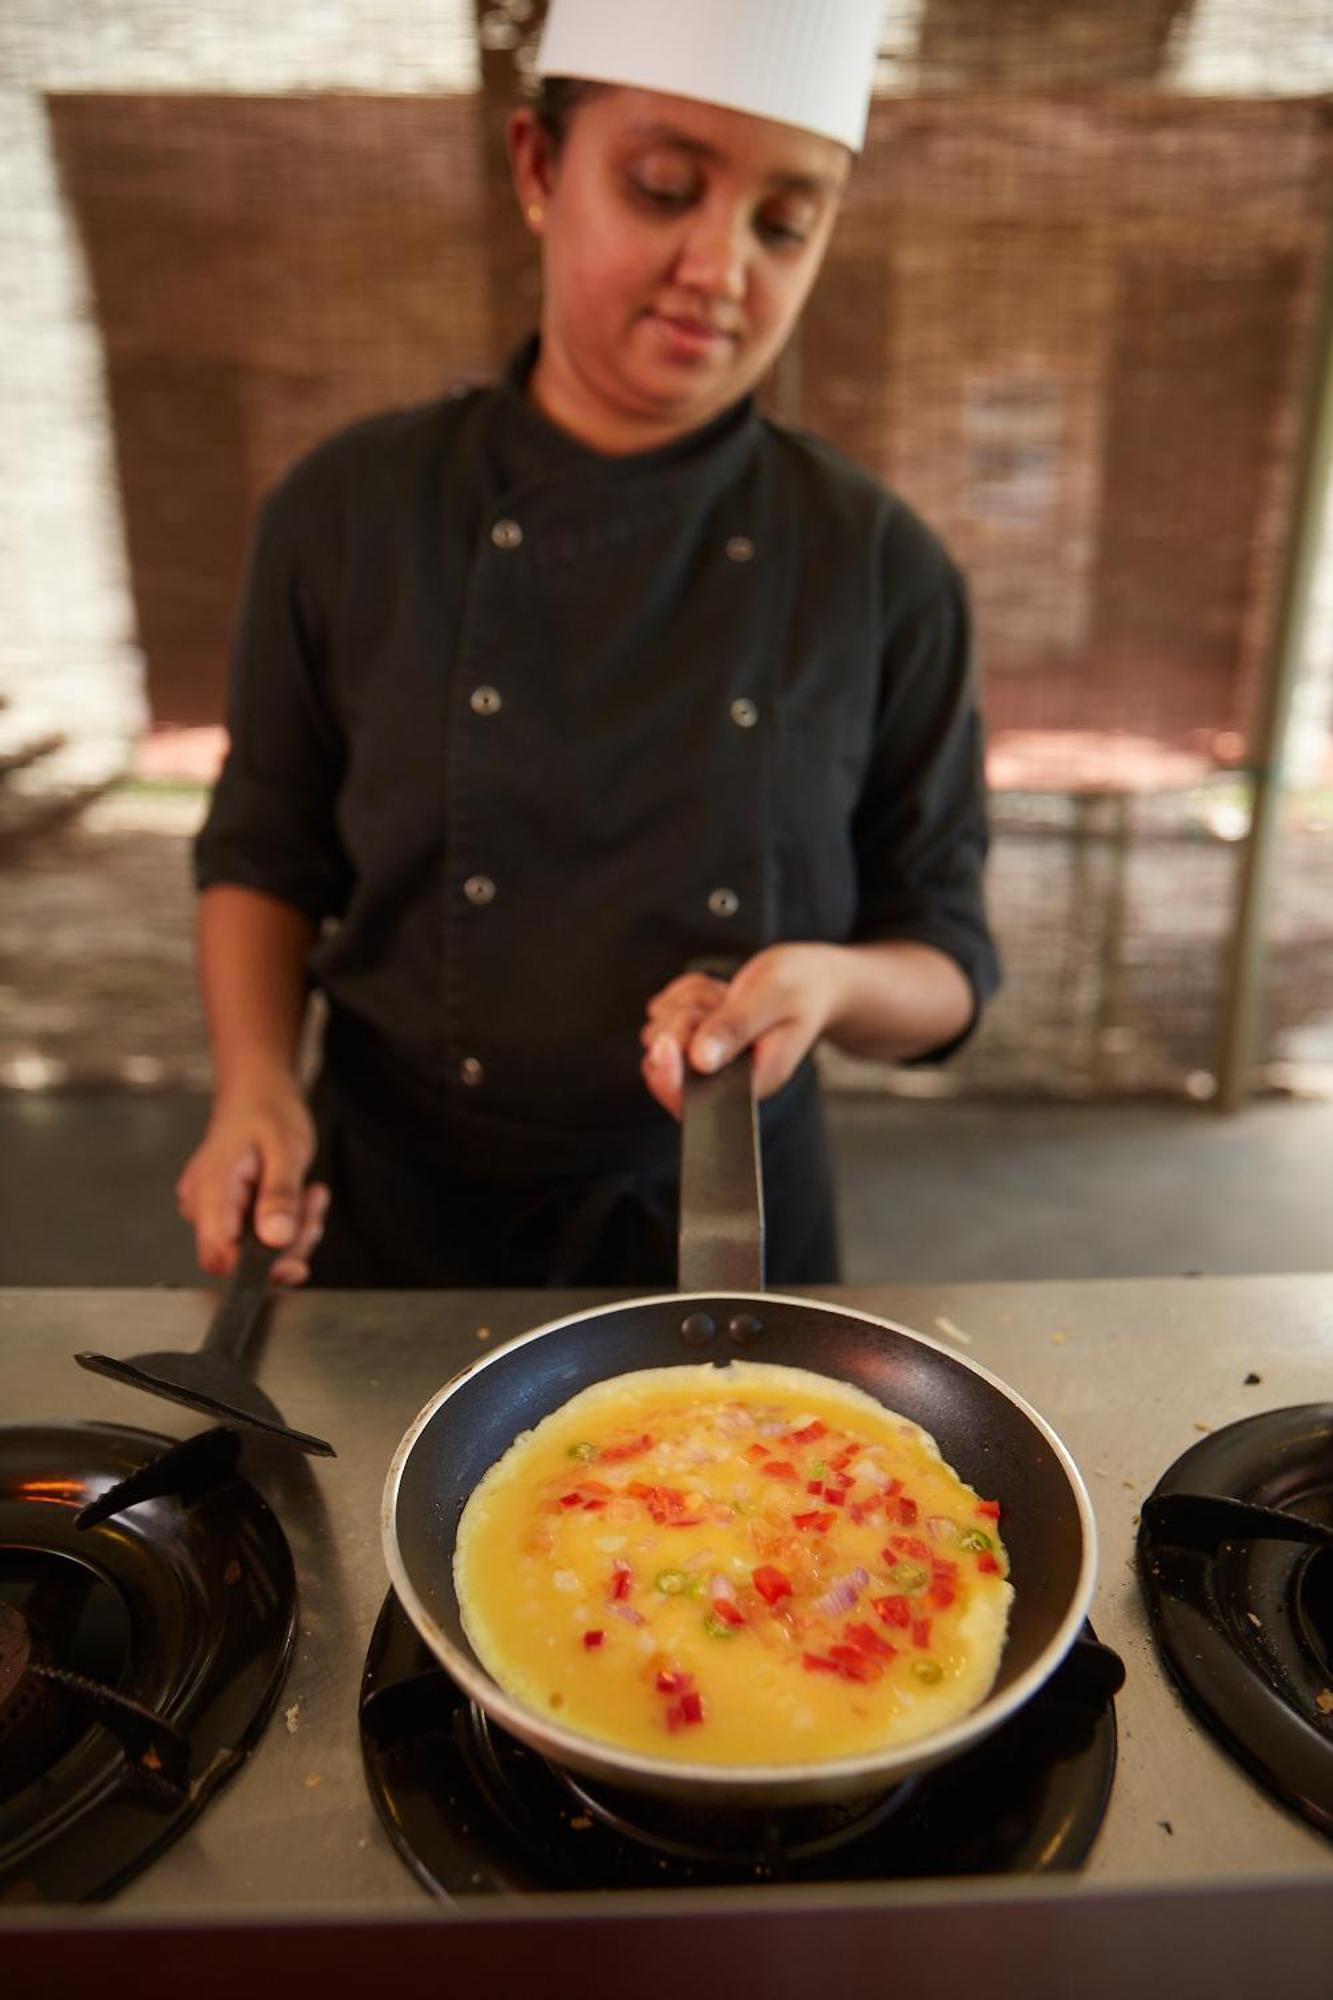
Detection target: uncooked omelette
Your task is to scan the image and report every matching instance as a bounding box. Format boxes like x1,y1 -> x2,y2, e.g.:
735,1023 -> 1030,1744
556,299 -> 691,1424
453,1360 -> 1012,1764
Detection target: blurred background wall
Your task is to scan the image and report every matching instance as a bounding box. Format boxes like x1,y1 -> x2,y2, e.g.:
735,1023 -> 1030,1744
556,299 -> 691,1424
1,0 -> 1331,1104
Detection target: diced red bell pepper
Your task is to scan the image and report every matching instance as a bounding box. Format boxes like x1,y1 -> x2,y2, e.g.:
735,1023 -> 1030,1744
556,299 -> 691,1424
792,1510 -> 835,1532
806,1479 -> 824,1495
976,1499 -> 1001,1519
823,1486 -> 846,1507
609,1568 -> 631,1601
655,1669 -> 695,1694
895,1496 -> 919,1527
583,1629 -> 605,1649
801,1652 -> 839,1673
828,1644 -> 879,1682
744,1442 -> 771,1464
680,1691 -> 704,1724
559,1492 -> 584,1508
579,1479 -> 613,1496
884,1534 -> 931,1563
786,1420 -> 828,1445
751,1565 -> 793,1606
927,1580 -> 956,1611
710,1596 -> 745,1628
977,1551 -> 1001,1575
601,1434 -> 653,1463
872,1594 -> 912,1629
583,1499 -> 606,1511
832,1471 -> 854,1491
830,1444 -> 858,1472
845,1620 -> 897,1660
911,1616 -> 932,1650
761,1461 -> 799,1482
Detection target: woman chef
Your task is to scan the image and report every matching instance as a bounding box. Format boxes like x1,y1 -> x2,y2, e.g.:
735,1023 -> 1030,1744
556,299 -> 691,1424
178,0 -> 999,1290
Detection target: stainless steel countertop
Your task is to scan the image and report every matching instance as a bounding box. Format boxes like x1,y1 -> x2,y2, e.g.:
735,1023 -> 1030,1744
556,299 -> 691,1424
4,1274 -> 1333,1917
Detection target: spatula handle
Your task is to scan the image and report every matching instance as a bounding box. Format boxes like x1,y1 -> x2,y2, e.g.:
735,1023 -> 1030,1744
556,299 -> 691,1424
201,1224 -> 279,1362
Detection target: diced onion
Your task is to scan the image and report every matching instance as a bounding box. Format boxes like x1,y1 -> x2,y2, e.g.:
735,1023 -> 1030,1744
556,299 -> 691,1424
811,1567 -> 868,1618
852,1458 -> 889,1488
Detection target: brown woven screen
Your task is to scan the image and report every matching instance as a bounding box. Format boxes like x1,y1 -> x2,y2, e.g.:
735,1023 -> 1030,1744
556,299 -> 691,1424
44,0 -> 1333,1096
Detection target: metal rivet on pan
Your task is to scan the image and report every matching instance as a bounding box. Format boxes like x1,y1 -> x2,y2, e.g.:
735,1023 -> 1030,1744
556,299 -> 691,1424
707,887 -> 739,919
469,685 -> 502,716
491,518 -> 523,550
680,1312 -> 717,1347
725,535 -> 755,563
727,1313 -> 764,1344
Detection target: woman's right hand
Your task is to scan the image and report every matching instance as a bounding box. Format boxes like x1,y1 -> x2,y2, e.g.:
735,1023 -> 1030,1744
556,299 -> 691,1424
176,1078 -> 329,1286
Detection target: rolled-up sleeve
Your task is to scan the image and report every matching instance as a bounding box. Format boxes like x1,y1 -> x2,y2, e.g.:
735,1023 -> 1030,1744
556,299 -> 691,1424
851,548 -> 1000,1054
194,474 -> 350,921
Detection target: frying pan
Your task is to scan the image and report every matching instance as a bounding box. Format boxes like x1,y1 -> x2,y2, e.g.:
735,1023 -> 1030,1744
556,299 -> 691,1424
383,1060 -> 1097,1808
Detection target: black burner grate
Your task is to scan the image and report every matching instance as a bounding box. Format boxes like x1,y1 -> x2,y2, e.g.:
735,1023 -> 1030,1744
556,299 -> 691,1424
1138,1403 -> 1333,1837
360,1593 -> 1121,1896
0,1422 -> 296,1902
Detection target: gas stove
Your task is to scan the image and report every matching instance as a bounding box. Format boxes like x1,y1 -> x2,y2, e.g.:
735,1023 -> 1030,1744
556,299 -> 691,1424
4,1276 -> 1333,1995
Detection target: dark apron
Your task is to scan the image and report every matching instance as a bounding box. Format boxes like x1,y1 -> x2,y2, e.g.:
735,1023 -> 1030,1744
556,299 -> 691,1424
306,1014 -> 839,1290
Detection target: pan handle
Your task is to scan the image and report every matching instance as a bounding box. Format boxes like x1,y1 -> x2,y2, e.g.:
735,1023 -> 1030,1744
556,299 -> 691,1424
678,1043 -> 766,1295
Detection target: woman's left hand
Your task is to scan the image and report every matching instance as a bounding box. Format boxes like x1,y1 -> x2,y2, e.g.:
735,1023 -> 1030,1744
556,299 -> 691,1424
639,944 -> 846,1117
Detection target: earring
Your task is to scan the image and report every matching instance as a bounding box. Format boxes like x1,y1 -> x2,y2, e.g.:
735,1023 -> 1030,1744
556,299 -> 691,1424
526,202 -> 544,227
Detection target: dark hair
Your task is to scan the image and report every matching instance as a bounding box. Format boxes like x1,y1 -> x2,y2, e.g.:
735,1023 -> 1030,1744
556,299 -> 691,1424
534,75 -> 608,153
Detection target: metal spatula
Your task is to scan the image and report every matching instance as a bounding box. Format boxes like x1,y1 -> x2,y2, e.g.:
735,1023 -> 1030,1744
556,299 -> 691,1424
74,1226 -> 335,1457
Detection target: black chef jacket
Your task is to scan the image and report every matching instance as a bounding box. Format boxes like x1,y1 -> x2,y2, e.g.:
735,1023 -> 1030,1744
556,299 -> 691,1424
196,338 -> 998,1284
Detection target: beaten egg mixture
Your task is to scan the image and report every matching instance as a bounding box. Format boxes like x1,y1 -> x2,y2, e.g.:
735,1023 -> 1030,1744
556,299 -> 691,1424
454,1361 -> 1012,1764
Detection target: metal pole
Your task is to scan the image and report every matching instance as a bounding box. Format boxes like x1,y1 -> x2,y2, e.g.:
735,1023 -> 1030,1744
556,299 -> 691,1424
1216,208 -> 1333,1113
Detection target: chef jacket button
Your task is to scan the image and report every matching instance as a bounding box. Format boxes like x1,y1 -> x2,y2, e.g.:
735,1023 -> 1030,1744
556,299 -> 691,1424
491,518 -> 523,551
464,874 -> 497,906
725,535 -> 755,563
459,1056 -> 485,1087
729,697 -> 758,729
707,887 -> 739,919
469,685 -> 502,716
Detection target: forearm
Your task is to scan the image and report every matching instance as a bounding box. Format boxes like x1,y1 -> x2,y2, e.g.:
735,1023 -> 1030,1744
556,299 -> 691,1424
197,885 -> 317,1094
818,939 -> 975,1064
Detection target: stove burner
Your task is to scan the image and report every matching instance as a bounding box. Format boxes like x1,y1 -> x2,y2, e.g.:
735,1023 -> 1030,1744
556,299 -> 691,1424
491,1709 -> 919,1868
1294,1551 -> 1333,1678
1138,1403 -> 1333,1836
0,1553 -> 133,1799
0,1422 -> 296,1903
360,1594 -> 1121,1896
0,1602 -> 29,1708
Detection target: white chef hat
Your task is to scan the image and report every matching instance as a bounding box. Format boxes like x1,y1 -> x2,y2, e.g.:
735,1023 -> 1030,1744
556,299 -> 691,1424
534,0 -> 884,153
